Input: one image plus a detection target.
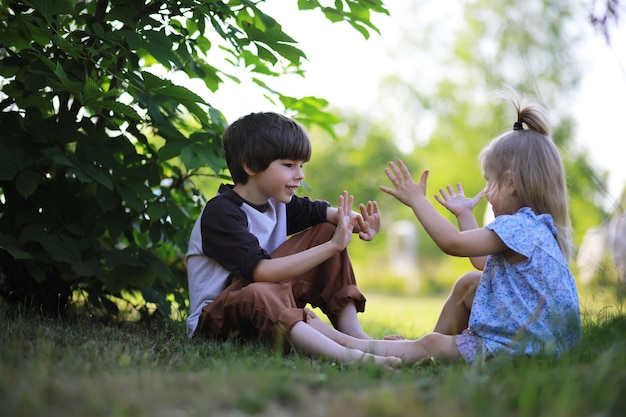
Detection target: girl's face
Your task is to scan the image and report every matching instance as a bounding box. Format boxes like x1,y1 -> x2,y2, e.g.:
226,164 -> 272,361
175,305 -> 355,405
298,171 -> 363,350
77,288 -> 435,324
483,170 -> 519,217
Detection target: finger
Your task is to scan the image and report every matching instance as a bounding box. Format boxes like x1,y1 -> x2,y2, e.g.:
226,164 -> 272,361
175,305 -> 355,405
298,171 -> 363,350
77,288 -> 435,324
447,185 -> 455,195
384,168 -> 399,186
359,202 -> 368,219
387,162 -> 402,181
419,170 -> 429,189
379,185 -> 396,196
347,193 -> 354,214
456,182 -> 464,194
397,160 -> 413,180
469,190 -> 485,205
341,190 -> 349,212
338,194 -> 346,219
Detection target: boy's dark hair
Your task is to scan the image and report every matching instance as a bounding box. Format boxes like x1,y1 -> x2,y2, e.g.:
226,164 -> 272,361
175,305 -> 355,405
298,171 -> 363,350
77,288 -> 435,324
222,112 -> 312,184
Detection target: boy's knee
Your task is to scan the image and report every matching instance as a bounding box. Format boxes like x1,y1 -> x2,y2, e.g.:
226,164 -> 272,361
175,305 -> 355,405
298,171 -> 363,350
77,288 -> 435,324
312,222 -> 336,238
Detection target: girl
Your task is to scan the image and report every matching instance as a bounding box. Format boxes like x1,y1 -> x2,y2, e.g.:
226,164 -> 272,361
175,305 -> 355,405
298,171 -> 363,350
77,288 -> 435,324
308,96 -> 582,365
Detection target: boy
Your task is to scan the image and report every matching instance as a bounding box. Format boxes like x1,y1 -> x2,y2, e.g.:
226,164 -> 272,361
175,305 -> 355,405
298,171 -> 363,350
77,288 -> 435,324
186,112 -> 401,368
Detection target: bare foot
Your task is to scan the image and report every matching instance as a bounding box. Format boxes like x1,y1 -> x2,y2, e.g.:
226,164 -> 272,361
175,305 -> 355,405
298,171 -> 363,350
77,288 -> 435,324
347,349 -> 402,369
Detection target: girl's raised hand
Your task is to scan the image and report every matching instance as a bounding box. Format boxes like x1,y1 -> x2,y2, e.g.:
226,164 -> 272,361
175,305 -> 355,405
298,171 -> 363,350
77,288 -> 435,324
435,183 -> 484,217
380,160 -> 428,208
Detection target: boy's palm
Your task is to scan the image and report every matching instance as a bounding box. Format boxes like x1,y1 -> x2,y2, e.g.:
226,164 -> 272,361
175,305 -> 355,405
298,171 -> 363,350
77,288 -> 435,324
332,191 -> 356,251
357,201 -> 381,241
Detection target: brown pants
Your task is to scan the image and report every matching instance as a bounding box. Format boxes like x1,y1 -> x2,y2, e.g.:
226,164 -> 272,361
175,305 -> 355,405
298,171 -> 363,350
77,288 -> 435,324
194,223 -> 366,342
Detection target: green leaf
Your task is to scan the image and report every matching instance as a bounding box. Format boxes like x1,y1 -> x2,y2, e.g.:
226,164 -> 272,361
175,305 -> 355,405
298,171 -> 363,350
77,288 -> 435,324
0,147 -> 22,181
0,234 -> 33,260
78,163 -> 114,190
297,0 -> 321,11
15,169 -> 41,198
115,183 -> 146,213
142,30 -> 183,70
96,187 -> 119,213
147,201 -> 167,221
25,260 -> 46,283
38,235 -> 80,264
159,84 -> 207,105
157,139 -> 187,162
41,147 -> 75,168
107,264 -> 157,293
141,71 -> 171,91
93,100 -> 142,121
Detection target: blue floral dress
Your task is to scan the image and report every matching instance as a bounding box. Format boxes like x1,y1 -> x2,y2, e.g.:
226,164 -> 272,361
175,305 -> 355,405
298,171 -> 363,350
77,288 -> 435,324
458,207 -> 581,361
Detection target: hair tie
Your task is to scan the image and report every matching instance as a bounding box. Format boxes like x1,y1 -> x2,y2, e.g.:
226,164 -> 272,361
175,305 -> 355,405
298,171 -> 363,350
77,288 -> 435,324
513,121 -> 523,131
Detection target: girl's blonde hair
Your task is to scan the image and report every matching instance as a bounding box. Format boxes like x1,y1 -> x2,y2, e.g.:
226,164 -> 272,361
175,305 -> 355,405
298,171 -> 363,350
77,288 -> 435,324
480,96 -> 573,260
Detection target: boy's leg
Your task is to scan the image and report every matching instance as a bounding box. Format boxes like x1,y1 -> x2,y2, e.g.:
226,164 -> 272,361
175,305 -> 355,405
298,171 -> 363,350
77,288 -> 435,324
270,222 -> 370,338
288,309 -> 401,368
433,271 -> 480,335
195,276 -> 307,343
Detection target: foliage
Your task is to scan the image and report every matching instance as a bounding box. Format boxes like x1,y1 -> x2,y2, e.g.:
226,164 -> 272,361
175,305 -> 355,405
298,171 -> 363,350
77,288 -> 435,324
0,0 -> 388,317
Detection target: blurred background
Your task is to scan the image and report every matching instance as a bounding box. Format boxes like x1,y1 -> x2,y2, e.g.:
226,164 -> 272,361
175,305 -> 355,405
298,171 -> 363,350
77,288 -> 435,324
184,1 -> 626,302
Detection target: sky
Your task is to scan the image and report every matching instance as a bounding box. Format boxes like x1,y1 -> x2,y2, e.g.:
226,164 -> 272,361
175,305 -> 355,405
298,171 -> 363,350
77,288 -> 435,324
206,2 -> 626,209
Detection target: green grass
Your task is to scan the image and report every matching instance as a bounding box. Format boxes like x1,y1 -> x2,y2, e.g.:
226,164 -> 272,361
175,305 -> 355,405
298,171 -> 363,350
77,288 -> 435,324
1,291 -> 625,417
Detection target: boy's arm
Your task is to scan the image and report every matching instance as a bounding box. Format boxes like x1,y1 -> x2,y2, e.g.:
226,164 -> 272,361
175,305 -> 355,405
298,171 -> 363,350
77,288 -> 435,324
254,192 -> 357,283
435,183 -> 487,270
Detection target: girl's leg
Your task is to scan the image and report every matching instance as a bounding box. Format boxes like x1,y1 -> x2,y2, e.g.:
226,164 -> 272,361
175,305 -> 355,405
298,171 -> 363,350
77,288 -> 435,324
289,321 -> 401,369
383,270 -> 481,341
305,311 -> 461,365
433,271 -> 480,335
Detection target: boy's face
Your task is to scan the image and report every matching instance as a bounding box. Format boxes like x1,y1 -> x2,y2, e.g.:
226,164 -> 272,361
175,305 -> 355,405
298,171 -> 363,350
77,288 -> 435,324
245,159 -> 306,204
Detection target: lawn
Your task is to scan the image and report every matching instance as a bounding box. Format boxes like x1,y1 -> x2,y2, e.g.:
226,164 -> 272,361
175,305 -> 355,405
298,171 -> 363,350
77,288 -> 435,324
1,289 -> 625,417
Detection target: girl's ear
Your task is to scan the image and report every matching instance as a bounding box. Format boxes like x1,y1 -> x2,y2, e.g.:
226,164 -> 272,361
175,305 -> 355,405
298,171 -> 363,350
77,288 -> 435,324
503,170 -> 516,195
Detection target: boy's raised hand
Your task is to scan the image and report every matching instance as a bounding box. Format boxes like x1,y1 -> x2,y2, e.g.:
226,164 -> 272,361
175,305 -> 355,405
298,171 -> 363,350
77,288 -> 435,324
380,160 -> 428,208
331,191 -> 357,251
435,183 -> 484,217
356,201 -> 381,241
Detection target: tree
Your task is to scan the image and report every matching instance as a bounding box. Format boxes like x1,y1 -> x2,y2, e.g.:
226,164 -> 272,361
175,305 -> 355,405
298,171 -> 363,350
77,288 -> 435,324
0,0 -> 388,317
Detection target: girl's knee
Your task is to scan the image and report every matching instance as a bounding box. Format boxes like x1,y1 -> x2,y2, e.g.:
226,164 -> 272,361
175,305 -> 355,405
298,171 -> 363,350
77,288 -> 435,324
454,271 -> 480,294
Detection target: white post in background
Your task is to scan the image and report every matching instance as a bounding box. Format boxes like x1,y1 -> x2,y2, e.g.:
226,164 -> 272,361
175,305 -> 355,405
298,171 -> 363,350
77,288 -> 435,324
387,220 -> 419,292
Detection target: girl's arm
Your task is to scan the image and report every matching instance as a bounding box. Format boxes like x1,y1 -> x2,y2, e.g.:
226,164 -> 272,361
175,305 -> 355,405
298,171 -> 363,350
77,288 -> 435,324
253,192 -> 356,283
435,183 -> 488,270
380,160 -> 507,258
